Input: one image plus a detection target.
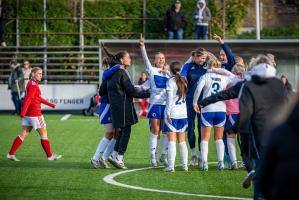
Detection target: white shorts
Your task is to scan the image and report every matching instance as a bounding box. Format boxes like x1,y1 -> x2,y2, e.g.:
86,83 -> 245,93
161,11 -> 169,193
22,116 -> 46,130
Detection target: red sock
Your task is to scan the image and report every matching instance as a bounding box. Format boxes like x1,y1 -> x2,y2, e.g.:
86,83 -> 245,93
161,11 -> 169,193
41,138 -> 53,157
9,136 -> 23,155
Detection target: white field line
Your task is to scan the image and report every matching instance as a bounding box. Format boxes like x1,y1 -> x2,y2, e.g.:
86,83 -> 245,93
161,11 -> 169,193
60,114 -> 72,121
103,165 -> 251,200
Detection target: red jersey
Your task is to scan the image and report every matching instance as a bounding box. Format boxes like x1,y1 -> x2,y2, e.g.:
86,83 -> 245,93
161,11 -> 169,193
20,79 -> 55,117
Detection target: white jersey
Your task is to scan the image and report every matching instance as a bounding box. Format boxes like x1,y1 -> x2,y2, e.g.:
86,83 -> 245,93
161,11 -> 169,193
193,71 -> 235,113
165,77 -> 187,119
141,46 -> 170,105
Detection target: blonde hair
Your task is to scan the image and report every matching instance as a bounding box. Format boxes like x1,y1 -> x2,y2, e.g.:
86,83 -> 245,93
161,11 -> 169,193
31,67 -> 42,74
232,64 -> 245,77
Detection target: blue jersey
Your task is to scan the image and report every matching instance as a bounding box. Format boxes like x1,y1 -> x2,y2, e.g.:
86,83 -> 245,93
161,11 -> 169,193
181,62 -> 207,102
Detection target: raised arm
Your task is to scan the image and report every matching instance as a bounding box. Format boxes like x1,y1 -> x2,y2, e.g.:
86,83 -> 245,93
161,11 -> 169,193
140,34 -> 154,76
214,34 -> 236,71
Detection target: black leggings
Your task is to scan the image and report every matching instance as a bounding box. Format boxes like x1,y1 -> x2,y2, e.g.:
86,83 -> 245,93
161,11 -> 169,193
114,125 -> 131,156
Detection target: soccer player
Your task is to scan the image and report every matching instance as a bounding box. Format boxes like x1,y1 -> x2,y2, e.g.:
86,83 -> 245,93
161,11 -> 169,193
140,34 -> 170,167
193,59 -> 235,171
91,57 -> 119,169
7,67 -> 61,161
164,62 -> 188,172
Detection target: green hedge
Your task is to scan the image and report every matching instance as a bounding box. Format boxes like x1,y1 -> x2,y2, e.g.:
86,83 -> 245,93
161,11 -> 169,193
5,0 -> 250,46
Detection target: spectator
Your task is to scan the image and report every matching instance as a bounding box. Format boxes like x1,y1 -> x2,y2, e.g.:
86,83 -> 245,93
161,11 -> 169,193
280,74 -> 293,93
193,0 -> 211,40
258,94 -> 299,200
0,0 -> 7,47
8,60 -> 24,115
164,0 -> 185,40
22,60 -> 32,89
137,72 -> 149,117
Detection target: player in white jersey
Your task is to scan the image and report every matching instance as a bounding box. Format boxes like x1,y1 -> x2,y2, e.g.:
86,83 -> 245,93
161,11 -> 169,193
193,59 -> 235,171
140,34 -> 170,167
164,62 -> 188,172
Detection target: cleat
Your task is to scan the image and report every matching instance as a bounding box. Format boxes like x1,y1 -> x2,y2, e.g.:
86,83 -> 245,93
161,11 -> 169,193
108,155 -> 119,168
7,154 -> 20,161
230,161 -> 238,170
159,154 -> 168,166
164,167 -> 175,172
243,170 -> 255,189
201,161 -> 208,171
150,153 -> 157,167
99,158 -> 111,169
190,155 -> 198,166
90,159 -> 101,169
217,161 -> 225,170
182,165 -> 188,171
48,154 -> 62,161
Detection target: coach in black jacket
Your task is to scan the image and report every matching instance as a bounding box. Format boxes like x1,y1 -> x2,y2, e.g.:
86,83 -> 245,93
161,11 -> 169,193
100,51 -> 150,169
258,100 -> 299,200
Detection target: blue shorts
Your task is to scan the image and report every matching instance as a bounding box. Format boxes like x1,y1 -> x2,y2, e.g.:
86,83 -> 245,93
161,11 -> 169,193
225,114 -> 238,128
200,112 -> 226,127
147,104 -> 166,119
164,118 -> 188,133
98,103 -> 112,124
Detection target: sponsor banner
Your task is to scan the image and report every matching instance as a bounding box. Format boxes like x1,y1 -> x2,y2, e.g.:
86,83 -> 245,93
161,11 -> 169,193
0,84 -> 97,110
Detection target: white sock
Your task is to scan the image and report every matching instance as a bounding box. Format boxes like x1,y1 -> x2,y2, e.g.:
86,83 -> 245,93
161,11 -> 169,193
179,141 -> 188,167
200,141 -> 209,163
227,138 -> 237,162
168,141 -> 176,169
149,133 -> 158,157
155,137 -> 160,160
111,151 -> 118,159
215,139 -> 225,162
191,148 -> 196,157
93,137 -> 109,161
161,134 -> 168,155
102,138 -> 116,161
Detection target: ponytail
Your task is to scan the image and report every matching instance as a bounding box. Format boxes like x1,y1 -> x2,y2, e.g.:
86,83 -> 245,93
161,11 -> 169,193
170,62 -> 187,100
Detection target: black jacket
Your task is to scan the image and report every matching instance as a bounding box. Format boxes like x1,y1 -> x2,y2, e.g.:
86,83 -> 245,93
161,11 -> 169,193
259,103 -> 299,200
239,76 -> 288,159
100,68 -> 150,128
164,5 -> 185,31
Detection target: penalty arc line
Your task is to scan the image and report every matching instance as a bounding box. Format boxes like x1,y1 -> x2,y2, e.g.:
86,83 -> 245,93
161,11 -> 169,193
103,166 -> 251,200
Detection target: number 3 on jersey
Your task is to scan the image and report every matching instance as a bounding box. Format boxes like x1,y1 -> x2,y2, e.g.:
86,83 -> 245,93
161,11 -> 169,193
212,82 -> 220,94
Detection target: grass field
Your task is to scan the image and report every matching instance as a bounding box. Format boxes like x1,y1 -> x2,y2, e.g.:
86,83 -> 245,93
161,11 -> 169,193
0,114 -> 253,200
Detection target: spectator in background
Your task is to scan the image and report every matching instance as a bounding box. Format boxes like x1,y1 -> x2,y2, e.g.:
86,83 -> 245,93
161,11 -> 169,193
137,72 -> 149,117
193,0 -> 211,40
8,60 -> 24,115
164,0 -> 185,40
0,0 -> 7,47
22,60 -> 32,89
280,74 -> 293,93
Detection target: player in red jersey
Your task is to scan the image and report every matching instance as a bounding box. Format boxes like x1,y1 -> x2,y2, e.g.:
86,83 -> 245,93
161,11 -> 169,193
7,67 -> 61,161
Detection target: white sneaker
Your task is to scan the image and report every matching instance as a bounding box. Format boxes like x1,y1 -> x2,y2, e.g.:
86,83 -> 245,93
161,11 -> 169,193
190,155 -> 198,166
7,154 -> 20,161
217,161 -> 225,170
243,170 -> 255,189
164,167 -> 175,172
159,153 -> 168,166
48,154 -> 62,161
99,157 -> 110,169
1,42 -> 7,47
230,161 -> 238,170
90,159 -> 101,169
182,165 -> 188,171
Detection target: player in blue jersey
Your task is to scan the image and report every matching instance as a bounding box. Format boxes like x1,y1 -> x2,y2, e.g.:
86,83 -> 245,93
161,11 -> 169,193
140,34 -> 171,167
164,61 -> 189,172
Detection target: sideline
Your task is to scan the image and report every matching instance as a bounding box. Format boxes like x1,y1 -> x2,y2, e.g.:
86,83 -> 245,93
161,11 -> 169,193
103,166 -> 251,200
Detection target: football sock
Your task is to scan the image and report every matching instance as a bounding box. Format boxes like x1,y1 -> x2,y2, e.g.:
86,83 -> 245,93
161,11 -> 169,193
41,137 -> 53,158
93,137 -> 109,161
227,138 -> 237,162
168,141 -> 176,169
215,139 -> 225,162
9,135 -> 23,155
200,141 -> 209,163
179,141 -> 188,167
102,138 -> 116,161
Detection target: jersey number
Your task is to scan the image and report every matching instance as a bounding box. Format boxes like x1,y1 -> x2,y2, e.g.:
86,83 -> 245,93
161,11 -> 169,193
212,82 -> 220,94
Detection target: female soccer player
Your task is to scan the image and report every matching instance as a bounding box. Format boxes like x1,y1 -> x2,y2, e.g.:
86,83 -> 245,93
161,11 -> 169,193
7,67 -> 61,161
91,57 -> 119,169
140,34 -> 170,167
193,59 -> 235,171
164,62 -> 188,172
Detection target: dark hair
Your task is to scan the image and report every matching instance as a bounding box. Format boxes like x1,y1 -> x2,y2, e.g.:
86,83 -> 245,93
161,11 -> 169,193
101,43 -> 121,67
170,61 -> 187,100
115,51 -> 129,64
191,48 -> 207,57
